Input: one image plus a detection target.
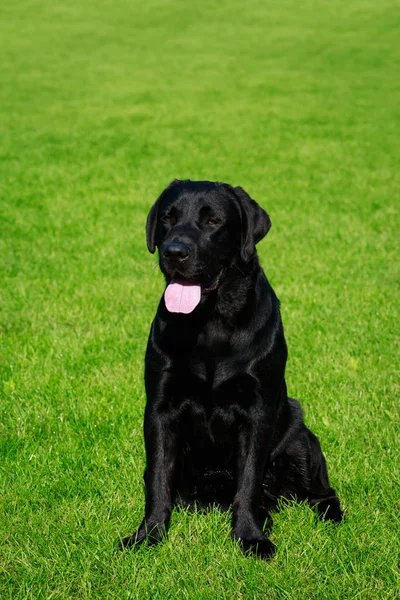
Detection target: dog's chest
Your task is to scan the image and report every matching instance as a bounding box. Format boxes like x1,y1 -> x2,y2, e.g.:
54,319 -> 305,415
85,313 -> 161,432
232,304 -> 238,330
197,317 -> 233,352
178,367 -> 257,464
181,351 -> 257,408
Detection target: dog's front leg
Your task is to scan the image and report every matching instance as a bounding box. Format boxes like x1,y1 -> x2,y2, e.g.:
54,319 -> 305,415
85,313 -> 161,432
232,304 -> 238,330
120,396 -> 178,549
232,409 -> 276,559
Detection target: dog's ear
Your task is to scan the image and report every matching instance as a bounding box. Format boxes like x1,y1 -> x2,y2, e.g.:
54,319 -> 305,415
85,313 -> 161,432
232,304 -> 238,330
146,179 -> 181,253
224,185 -> 271,263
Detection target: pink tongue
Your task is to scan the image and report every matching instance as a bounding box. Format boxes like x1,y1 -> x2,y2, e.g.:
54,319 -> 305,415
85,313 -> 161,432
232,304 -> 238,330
164,280 -> 201,314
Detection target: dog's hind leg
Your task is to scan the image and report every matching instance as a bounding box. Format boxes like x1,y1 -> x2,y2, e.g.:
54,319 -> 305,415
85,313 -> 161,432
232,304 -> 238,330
303,428 -> 343,523
267,401 -> 343,524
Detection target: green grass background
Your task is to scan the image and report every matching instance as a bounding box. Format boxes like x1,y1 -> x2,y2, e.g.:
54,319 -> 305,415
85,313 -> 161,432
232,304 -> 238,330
1,0 -> 399,598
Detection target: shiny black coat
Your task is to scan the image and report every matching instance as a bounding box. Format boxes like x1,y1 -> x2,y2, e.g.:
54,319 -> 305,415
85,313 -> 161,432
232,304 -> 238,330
120,180 -> 342,559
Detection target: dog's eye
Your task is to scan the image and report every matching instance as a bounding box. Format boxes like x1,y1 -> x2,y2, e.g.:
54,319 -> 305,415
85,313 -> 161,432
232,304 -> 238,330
162,215 -> 172,223
207,218 -> 218,226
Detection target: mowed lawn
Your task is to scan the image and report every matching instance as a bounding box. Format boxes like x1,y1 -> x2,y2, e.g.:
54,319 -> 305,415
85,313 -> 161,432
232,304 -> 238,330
0,0 -> 399,598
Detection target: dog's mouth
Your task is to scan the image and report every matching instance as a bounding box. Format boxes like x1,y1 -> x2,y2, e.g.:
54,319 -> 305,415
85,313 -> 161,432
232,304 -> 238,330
164,274 -> 221,314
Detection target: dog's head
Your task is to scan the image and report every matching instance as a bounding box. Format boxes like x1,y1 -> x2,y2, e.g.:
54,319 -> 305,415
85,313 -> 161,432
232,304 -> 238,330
146,179 -> 271,313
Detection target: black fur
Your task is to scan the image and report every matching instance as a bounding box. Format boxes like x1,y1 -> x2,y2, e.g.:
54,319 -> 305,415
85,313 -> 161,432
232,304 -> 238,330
120,180 -> 342,559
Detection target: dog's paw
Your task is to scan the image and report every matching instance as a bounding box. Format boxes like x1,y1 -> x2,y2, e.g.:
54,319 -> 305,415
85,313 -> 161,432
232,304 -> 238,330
118,521 -> 167,550
119,533 -> 143,551
321,503 -> 343,523
233,527 -> 276,560
314,498 -> 343,524
238,536 -> 276,560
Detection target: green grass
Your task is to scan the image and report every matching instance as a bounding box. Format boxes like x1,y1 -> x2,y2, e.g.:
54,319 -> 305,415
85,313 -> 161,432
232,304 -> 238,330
1,0 -> 399,597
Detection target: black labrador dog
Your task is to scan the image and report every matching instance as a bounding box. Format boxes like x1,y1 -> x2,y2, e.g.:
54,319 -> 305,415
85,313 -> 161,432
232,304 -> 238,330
120,179 -> 342,559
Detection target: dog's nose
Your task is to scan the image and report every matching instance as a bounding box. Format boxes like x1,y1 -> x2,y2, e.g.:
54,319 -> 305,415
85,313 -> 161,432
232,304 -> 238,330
163,242 -> 190,260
